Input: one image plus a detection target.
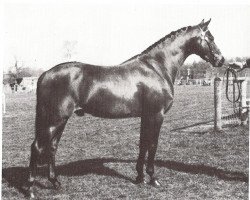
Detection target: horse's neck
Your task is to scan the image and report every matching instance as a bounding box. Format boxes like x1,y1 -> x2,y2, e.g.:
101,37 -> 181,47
142,33 -> 192,83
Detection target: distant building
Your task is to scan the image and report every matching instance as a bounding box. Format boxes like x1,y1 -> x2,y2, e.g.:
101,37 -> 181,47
3,76 -> 39,93
20,77 -> 39,92
3,73 -> 15,84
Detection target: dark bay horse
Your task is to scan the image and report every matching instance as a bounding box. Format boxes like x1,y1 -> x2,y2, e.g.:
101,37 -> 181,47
26,19 -> 224,197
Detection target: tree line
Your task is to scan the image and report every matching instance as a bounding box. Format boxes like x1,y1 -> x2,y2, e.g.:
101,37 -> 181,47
3,61 -> 44,85
178,57 -> 248,79
4,56 -> 248,84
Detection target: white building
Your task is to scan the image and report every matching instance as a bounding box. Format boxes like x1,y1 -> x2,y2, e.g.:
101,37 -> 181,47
20,77 -> 39,92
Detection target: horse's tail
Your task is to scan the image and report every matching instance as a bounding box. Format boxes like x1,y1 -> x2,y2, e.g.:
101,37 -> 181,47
32,72 -> 50,165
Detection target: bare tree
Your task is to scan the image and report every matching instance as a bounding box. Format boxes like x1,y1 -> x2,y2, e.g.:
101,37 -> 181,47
11,56 -> 24,78
63,40 -> 78,61
3,56 -> 36,84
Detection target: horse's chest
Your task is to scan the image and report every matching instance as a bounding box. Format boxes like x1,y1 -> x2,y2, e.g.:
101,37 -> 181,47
143,85 -> 173,113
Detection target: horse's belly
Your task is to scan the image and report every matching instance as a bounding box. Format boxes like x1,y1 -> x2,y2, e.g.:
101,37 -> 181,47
83,88 -> 141,118
85,99 -> 141,118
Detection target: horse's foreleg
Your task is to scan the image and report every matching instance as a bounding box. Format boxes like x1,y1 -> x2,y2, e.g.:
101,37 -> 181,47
136,114 -> 163,183
145,112 -> 163,187
47,119 -> 68,189
135,130 -> 148,184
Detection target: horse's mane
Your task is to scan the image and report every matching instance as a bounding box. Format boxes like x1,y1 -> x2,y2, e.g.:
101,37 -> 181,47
121,25 -> 193,64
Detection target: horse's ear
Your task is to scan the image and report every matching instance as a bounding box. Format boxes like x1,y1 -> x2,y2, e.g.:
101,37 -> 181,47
199,19 -> 205,26
200,18 -> 211,30
204,18 -> 211,27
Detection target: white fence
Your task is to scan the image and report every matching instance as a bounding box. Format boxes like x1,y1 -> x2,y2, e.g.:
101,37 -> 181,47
214,77 -> 249,130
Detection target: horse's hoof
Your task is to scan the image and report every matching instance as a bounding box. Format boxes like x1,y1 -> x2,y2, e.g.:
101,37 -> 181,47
22,182 -> 35,198
29,192 -> 35,199
148,178 -> 161,187
49,178 -> 61,190
53,180 -> 61,190
24,190 -> 35,199
134,176 -> 146,185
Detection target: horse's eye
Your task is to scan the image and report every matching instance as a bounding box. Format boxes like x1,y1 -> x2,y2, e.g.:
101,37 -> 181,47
207,34 -> 214,41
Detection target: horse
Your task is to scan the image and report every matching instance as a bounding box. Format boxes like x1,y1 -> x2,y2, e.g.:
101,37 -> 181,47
26,19 -> 224,197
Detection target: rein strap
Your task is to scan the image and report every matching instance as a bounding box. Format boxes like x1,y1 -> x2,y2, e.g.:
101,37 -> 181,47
225,67 -> 241,113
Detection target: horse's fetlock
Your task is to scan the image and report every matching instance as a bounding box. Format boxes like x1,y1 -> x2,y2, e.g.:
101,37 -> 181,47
146,167 -> 154,177
49,145 -> 57,153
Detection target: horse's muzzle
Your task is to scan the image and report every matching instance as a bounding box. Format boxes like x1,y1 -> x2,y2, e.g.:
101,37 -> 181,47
214,56 -> 225,67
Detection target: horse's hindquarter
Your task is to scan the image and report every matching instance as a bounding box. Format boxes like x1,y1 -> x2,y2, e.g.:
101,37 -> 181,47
37,62 -> 85,117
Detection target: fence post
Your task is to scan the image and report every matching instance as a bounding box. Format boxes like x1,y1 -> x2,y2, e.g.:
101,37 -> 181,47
240,80 -> 248,125
214,77 -> 222,132
2,92 -> 6,114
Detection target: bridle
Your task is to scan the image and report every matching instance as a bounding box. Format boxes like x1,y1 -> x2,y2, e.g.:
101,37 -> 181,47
199,27 -> 242,113
199,27 -> 216,64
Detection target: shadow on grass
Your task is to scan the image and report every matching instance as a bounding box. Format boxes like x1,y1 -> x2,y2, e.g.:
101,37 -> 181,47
155,160 -> 248,182
2,158 -> 248,196
170,120 -> 213,132
170,113 -> 247,133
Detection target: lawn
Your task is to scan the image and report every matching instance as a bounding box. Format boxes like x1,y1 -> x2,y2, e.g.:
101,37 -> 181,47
2,85 -> 249,199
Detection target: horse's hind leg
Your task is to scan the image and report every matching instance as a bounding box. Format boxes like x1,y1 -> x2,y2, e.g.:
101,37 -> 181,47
47,116 -> 68,189
26,109 -> 47,197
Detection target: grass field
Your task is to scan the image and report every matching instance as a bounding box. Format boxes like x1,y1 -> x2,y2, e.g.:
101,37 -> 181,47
2,85 -> 249,199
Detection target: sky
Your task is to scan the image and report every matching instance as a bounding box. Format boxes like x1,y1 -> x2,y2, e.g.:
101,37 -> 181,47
3,2 -> 250,72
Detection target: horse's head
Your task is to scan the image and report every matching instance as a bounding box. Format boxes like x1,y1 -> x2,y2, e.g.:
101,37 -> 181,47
189,19 -> 225,67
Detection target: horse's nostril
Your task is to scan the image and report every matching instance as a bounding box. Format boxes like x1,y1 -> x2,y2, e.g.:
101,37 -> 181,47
217,56 -> 225,67
221,57 -> 225,64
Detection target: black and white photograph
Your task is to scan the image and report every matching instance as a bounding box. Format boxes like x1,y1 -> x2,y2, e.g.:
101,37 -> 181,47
1,0 -> 249,199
